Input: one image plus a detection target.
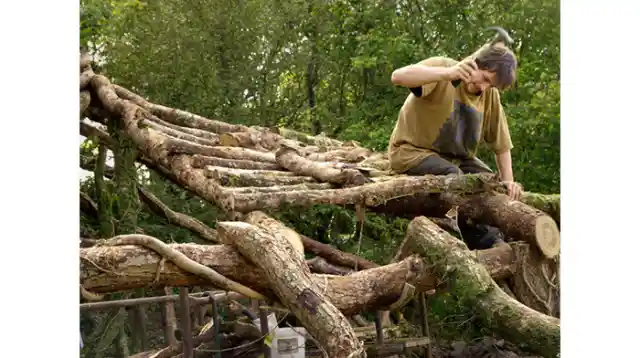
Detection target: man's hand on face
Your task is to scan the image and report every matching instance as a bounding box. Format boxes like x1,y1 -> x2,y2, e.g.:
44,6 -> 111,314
446,57 -> 478,82
502,181 -> 524,201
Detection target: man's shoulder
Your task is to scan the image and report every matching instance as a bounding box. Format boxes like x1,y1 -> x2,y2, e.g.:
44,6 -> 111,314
418,56 -> 458,68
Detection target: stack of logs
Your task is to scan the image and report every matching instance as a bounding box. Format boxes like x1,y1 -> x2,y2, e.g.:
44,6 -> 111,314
79,53 -> 561,358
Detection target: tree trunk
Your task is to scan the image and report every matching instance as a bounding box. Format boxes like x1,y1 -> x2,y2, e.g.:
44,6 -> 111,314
401,216 -> 560,358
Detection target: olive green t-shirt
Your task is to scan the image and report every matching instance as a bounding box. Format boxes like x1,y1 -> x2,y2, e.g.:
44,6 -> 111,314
387,56 -> 513,173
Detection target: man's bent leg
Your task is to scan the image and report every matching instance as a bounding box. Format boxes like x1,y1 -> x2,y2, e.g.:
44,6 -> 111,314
458,156 -> 493,174
403,155 -> 504,250
404,155 -> 462,176
453,158 -> 505,250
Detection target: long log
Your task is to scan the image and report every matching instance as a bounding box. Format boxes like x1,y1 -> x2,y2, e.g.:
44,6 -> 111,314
216,221 -> 365,357
401,216 -> 560,358
276,144 -> 370,186
213,173 -> 503,213
80,242 -> 515,316
371,192 -> 560,258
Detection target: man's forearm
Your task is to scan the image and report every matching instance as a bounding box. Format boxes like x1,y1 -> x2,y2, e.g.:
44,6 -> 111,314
495,150 -> 514,182
391,65 -> 451,88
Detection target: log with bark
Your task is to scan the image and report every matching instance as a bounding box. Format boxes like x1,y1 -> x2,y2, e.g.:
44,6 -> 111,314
80,239 -> 518,316
216,220 -> 365,357
400,216 -> 560,358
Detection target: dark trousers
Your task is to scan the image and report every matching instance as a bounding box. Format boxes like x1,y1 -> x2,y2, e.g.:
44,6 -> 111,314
406,154 -> 504,250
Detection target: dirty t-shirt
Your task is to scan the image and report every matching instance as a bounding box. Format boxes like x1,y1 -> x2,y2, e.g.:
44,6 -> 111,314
387,56 -> 513,174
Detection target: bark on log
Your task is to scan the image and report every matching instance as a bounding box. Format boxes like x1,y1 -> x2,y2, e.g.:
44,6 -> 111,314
520,192 -> 560,225
114,85 -> 245,134
307,256 -> 354,275
216,221 -> 365,357
242,211 -> 305,261
272,127 -> 344,147
300,235 -> 378,270
371,192 -> 560,259
305,147 -> 373,162
141,119 -> 220,147
191,154 -> 284,171
80,241 -> 516,316
402,216 -> 560,358
205,165 -> 317,187
213,173 -> 502,213
218,130 -> 282,151
80,91 -> 91,116
444,193 -> 560,258
276,144 -> 370,186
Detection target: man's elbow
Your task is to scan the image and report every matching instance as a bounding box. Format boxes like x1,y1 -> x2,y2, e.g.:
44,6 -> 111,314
391,69 -> 405,86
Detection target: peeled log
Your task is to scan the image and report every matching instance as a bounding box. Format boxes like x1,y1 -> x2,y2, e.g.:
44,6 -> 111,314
402,217 -> 560,358
80,242 -> 428,315
205,165 -> 317,187
216,221 -> 364,357
114,84 -> 245,134
191,154 -> 283,171
276,144 -> 370,186
80,241 -> 515,316
272,127 -> 344,147
218,130 -> 282,151
215,173 -> 503,213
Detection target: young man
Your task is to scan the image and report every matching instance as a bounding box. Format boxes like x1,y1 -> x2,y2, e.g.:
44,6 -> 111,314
387,43 -> 522,249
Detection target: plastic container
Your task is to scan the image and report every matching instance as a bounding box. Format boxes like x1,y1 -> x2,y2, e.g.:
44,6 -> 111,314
252,313 -> 278,331
271,327 -> 307,358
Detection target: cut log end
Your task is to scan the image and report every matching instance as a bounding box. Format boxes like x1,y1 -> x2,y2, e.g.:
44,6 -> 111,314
534,215 -> 560,259
219,133 -> 241,147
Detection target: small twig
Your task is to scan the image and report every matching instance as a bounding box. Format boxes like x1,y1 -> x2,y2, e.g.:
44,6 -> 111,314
80,284 -> 104,301
97,234 -> 266,300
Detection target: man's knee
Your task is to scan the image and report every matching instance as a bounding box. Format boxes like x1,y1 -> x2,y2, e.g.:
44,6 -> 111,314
405,155 -> 462,176
460,224 -> 504,250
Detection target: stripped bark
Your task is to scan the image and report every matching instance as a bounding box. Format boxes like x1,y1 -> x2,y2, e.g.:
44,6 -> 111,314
204,165 -> 316,187
213,173 -> 503,213
80,241 -> 515,316
276,144 -> 370,186
141,119 -> 220,147
113,84 -> 245,134
218,130 -> 282,151
95,235 -> 264,299
242,211 -> 305,260
272,127 -> 344,147
191,154 -> 283,171
402,217 -> 560,358
80,91 -> 91,116
307,256 -> 354,275
300,235 -> 378,270
215,221 -> 364,357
